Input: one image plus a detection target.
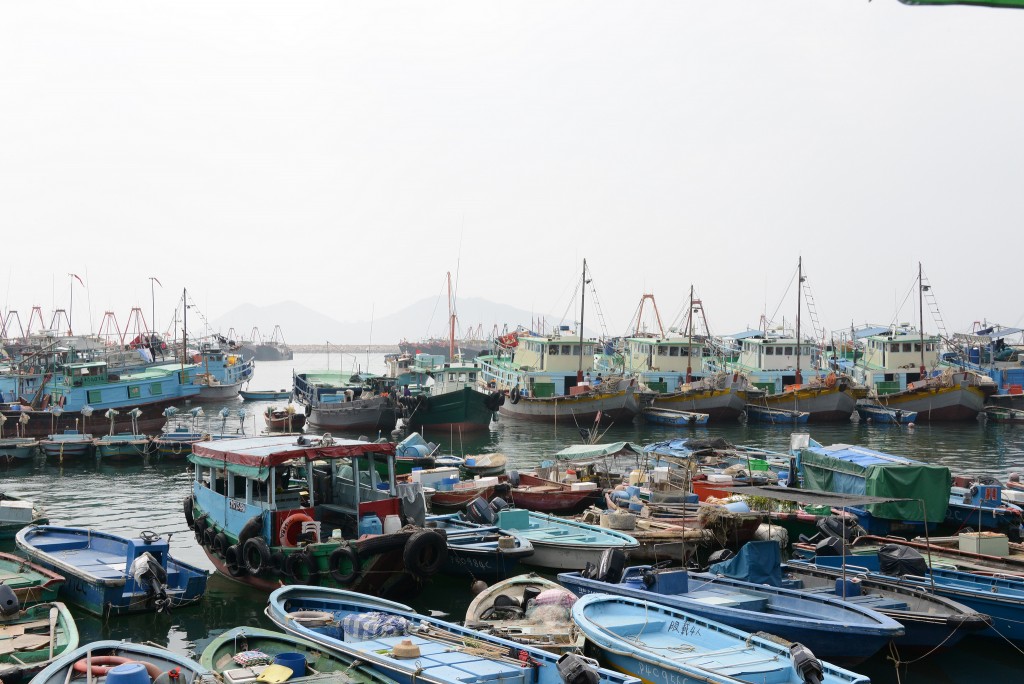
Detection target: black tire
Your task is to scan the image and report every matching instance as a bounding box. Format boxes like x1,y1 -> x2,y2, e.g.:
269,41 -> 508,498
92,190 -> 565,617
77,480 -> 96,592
243,536 -> 272,575
509,387 -> 521,404
328,545 -> 361,584
270,550 -> 286,574
403,530 -> 447,579
285,551 -> 320,585
203,527 -> 217,549
213,532 -> 229,557
183,496 -> 195,529
238,514 -> 263,546
193,516 -> 208,544
224,544 -> 248,577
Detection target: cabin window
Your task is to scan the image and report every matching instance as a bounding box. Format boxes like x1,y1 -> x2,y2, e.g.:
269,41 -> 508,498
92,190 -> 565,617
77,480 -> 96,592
890,343 -> 900,352
150,383 -> 162,395
468,372 -> 476,381
448,373 -> 455,381
179,371 -> 190,384
681,348 -> 690,357
87,389 -> 102,403
669,347 -> 679,357
914,343 -> 922,352
784,347 -> 793,355
926,343 -> 935,352
765,347 -> 775,356
657,347 -> 667,356
128,386 -> 141,399
562,345 -> 571,355
572,345 -> 580,356
549,346 -> 559,355
902,343 -> 912,352
459,373 -> 467,382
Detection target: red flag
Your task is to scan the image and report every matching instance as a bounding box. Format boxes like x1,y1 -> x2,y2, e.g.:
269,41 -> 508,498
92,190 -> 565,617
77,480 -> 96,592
69,273 -> 84,286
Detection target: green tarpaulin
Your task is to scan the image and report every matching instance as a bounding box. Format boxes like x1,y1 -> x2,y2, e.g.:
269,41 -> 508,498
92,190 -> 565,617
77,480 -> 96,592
554,442 -> 643,460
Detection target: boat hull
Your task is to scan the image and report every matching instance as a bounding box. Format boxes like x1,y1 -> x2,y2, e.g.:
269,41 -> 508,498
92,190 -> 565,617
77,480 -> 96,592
761,385 -> 862,422
2,396 -> 178,439
405,386 -> 495,434
0,438 -> 38,465
649,387 -> 749,421
307,400 -> 398,433
0,602 -> 79,684
197,381 -> 244,400
498,387 -> 640,425
0,551 -> 64,603
875,384 -> 988,421
94,437 -> 151,461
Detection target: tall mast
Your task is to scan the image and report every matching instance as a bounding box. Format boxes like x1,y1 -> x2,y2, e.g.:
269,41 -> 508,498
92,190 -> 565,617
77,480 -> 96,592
795,257 -> 803,384
918,262 -> 926,376
181,288 -> 187,370
578,259 -> 587,375
447,271 -> 455,360
686,284 -> 694,383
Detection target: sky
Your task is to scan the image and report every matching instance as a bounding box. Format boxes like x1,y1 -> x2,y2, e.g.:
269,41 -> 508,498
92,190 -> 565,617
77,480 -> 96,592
2,1 -> 1023,343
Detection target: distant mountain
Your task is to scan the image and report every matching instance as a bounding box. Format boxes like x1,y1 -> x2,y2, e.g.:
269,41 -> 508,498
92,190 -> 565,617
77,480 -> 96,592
212,297 -> 567,345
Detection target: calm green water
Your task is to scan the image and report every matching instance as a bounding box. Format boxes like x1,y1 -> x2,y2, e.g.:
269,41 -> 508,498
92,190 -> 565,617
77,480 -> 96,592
2,353 -> 1022,683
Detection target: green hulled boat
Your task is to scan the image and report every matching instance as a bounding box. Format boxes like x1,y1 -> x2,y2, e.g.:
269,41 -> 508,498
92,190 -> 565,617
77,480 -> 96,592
0,552 -> 65,606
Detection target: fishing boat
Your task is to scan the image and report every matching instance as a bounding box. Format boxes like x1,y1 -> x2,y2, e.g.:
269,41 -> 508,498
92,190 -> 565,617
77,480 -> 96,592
15,526 -> 208,616
0,492 -> 47,539
200,625 -> 400,684
744,404 -> 810,424
30,640 -> 215,684
461,452 -> 507,477
0,437 -> 38,466
855,403 -> 918,424
505,472 -> 602,515
0,552 -> 64,605
464,574 -> 582,654
186,434 -> 448,599
192,342 -> 255,400
639,406 -> 709,426
295,371 -> 400,433
941,322 -> 1024,409
93,409 -> 151,461
481,505 -> 639,571
557,543 -> 904,665
572,593 -> 869,684
798,544 -> 1024,642
151,425 -> 211,459
241,389 -> 292,401
265,586 -> 640,684
0,595 -> 79,684
38,430 -> 94,460
264,406 -> 306,432
428,479 -> 498,510
984,405 -> 1024,423
424,513 -> 534,580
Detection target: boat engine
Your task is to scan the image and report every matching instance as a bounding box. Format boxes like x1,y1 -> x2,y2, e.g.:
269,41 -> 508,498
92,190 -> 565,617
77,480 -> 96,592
556,653 -> 599,684
0,583 -> 20,618
790,643 -> 824,684
131,551 -> 170,612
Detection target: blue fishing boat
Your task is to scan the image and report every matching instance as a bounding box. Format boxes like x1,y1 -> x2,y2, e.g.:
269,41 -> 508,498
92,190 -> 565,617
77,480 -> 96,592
855,403 -> 917,424
151,425 -> 210,459
0,437 -> 38,465
241,388 -> 292,401
558,543 -> 903,665
485,506 -> 638,571
30,640 -> 214,684
425,513 -> 534,580
15,526 -> 208,616
745,404 -> 810,424
794,544 -> 1024,642
639,407 -> 709,426
192,342 -> 255,400
39,430 -> 94,460
265,585 -> 640,684
0,595 -> 79,684
572,593 -> 869,684
187,434 -> 448,599
93,408 -> 151,461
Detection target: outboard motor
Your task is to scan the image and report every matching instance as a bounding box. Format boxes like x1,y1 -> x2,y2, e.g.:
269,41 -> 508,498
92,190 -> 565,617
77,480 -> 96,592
556,653 -> 600,684
594,548 -> 626,584
790,643 -> 824,684
507,470 -> 520,487
878,544 -> 928,577
131,552 -> 170,612
489,497 -> 509,513
0,583 -> 20,618
814,537 -> 845,557
706,548 -> 734,566
466,497 -> 496,525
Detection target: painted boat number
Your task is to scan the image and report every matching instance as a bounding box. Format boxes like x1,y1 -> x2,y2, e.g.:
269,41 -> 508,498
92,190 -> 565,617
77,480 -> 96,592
229,499 -> 246,512
667,620 -> 701,637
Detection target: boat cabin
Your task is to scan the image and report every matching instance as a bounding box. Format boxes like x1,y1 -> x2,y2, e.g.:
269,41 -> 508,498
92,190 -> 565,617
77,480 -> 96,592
477,333 -> 599,397
620,336 -> 709,391
189,435 -> 407,542
853,326 -> 941,392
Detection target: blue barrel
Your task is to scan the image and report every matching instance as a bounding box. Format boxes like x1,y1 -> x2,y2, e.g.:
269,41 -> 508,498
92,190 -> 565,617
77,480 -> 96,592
106,664 -> 151,684
835,577 -> 861,597
358,515 -> 382,536
273,652 -> 307,677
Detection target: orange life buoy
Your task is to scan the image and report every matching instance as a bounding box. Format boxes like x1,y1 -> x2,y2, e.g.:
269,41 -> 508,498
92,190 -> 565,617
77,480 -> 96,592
279,512 -> 314,547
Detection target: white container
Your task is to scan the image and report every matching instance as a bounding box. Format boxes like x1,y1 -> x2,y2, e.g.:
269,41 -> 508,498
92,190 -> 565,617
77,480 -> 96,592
959,532 -> 1010,557
0,500 -> 34,523
706,473 -> 733,484
383,514 -> 402,535
651,466 -> 670,483
410,467 -> 460,488
473,476 -> 499,488
570,481 -> 598,491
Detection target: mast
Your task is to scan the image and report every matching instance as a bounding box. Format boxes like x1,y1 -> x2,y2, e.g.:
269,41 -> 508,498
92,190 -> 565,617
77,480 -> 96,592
578,259 -> 587,375
686,284 -> 694,383
181,288 -> 187,370
918,261 -> 926,376
795,257 -> 803,385
447,271 -> 455,360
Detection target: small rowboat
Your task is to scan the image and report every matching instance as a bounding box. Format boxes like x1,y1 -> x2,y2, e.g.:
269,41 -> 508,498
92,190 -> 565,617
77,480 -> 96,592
494,508 -> 638,571
0,552 -> 64,606
93,433 -> 151,461
640,407 -> 710,426
464,574 -> 582,654
39,431 -> 94,460
984,405 -> 1024,423
856,403 -> 917,424
745,404 -> 809,424
461,452 -> 507,477
425,513 -> 534,580
31,640 -> 213,684
504,472 -> 602,515
0,598 -> 79,684
0,438 -> 39,466
241,389 -> 292,401
264,406 -> 307,431
0,493 -> 48,540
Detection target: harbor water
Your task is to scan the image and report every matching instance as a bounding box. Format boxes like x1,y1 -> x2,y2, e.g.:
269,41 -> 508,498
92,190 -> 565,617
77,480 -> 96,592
2,353 -> 1022,683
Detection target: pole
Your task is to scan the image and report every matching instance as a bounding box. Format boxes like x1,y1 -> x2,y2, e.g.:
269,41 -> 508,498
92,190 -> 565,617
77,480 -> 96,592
918,262 -> 926,377
578,259 -> 587,375
795,257 -> 802,385
68,275 -> 74,335
686,284 -> 694,383
448,272 -> 455,360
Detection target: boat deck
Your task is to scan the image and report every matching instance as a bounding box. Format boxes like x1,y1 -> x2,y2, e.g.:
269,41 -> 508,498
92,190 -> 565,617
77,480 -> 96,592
799,585 -> 909,611
345,633 -> 530,684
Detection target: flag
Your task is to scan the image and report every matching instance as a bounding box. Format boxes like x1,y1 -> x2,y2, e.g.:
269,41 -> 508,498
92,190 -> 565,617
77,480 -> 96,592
69,273 -> 84,286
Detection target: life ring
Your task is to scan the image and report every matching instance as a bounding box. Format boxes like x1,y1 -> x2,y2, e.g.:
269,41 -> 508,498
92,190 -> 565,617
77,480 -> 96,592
243,536 -> 273,575
279,513 -> 314,547
213,531 -> 229,557
73,657 -> 162,679
509,387 -> 521,405
825,373 -> 837,389
224,544 -> 248,577
402,530 -> 447,579
285,551 -> 320,585
328,545 -> 361,584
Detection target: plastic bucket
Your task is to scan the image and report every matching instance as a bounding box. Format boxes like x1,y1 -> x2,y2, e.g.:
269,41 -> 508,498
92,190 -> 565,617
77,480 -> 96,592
106,664 -> 151,684
358,515 -> 382,536
273,652 -> 307,677
383,514 -> 402,535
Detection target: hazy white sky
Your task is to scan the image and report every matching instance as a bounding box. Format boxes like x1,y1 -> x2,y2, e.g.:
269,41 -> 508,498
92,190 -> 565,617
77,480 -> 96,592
3,1 -> 1023,341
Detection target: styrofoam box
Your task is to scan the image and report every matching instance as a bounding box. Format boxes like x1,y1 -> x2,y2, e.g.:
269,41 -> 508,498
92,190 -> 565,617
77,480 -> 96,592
570,482 -> 598,491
